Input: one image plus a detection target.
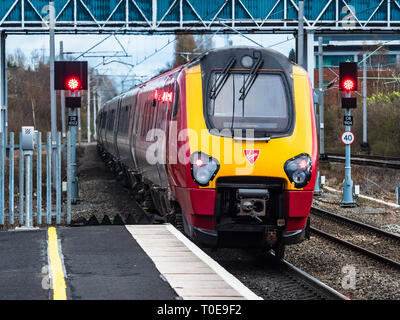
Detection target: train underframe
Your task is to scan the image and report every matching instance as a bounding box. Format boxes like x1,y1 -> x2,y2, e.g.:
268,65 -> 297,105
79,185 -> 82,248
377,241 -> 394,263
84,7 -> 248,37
98,144 -> 311,258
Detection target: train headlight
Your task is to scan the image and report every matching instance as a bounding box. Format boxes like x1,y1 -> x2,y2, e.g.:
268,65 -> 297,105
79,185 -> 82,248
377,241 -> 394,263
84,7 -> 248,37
190,152 -> 220,187
284,154 -> 312,188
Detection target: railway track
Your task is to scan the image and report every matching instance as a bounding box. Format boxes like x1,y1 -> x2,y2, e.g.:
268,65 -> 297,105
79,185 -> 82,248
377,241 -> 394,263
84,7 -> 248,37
206,249 -> 347,300
273,255 -> 348,300
310,206 -> 400,269
324,153 -> 400,169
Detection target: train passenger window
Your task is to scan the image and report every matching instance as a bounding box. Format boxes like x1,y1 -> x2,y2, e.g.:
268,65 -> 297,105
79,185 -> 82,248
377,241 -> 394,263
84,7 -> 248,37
108,110 -> 115,131
207,72 -> 290,134
102,112 -> 107,129
172,84 -> 180,118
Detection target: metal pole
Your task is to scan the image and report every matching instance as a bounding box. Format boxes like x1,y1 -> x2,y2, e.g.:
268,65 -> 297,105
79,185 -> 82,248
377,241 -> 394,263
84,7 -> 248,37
298,1 -> 304,67
70,107 -> 79,201
9,132 -> 14,225
0,31 -> 7,147
60,41 -> 66,139
314,171 -> 322,196
318,36 -> 325,156
0,132 -> 3,225
87,74 -> 91,143
67,89 -> 80,202
341,93 -> 356,207
363,53 -> 368,148
19,132 -> 24,224
36,132 -> 41,225
49,2 -> 57,187
56,132 -> 62,222
93,90 -> 97,141
25,153 -> 31,228
66,131 -> 71,224
78,108 -> 82,146
0,32 -> 5,226
46,132 -> 52,224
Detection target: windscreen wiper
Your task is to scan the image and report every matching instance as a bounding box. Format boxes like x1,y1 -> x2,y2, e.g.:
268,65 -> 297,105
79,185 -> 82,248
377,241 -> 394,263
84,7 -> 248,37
210,56 -> 236,100
239,53 -> 263,101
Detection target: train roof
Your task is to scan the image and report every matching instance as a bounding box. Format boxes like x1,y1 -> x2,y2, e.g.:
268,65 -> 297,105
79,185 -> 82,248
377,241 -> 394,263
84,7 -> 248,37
191,45 -> 294,74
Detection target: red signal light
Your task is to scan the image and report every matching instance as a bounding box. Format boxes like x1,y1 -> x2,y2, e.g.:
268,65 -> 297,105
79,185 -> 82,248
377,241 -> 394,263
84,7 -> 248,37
66,77 -> 80,91
343,79 -> 355,91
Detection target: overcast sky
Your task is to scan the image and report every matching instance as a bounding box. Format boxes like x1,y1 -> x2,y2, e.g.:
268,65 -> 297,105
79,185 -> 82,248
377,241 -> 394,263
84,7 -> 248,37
7,33 -> 295,93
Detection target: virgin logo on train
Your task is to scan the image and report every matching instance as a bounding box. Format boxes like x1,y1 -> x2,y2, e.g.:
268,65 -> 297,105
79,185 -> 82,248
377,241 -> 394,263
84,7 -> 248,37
244,149 -> 260,165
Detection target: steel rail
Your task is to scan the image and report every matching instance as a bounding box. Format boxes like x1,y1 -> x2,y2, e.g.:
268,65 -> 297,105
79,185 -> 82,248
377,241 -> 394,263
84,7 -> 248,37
324,153 -> 400,169
275,254 -> 349,300
326,153 -> 400,162
310,227 -> 400,270
311,206 -> 400,240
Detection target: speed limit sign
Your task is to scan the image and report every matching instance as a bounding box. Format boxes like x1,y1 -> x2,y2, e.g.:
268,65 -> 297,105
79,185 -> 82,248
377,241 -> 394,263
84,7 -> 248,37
341,131 -> 355,145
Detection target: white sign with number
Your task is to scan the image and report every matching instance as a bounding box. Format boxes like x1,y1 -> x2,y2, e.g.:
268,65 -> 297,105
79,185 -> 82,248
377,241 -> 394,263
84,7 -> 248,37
341,131 -> 355,145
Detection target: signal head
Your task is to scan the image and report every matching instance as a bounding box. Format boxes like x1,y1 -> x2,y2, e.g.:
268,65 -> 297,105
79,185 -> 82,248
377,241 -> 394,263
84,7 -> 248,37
54,61 -> 88,91
339,62 -> 358,92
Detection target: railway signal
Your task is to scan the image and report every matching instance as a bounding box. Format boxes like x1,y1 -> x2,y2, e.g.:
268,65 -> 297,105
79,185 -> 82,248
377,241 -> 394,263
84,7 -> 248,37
339,62 -> 358,92
54,61 -> 88,91
339,62 -> 357,208
54,61 -> 88,204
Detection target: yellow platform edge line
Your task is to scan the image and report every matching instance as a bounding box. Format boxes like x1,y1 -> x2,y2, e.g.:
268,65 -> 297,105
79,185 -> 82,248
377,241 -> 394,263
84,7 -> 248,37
47,227 -> 67,300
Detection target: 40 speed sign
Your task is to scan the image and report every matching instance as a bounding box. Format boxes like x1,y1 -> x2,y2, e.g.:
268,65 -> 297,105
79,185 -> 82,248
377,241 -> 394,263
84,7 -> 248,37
341,131 -> 355,145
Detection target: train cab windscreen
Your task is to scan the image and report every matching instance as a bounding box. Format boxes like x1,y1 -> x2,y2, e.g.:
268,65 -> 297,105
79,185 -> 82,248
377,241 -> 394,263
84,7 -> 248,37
207,72 -> 290,135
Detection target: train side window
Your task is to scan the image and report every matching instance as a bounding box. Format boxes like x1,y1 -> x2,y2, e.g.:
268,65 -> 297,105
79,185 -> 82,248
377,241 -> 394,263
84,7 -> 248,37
124,106 -> 129,134
148,99 -> 154,132
109,109 -> 115,131
172,83 -> 180,118
142,101 -> 148,136
102,112 -> 107,129
149,101 -> 155,129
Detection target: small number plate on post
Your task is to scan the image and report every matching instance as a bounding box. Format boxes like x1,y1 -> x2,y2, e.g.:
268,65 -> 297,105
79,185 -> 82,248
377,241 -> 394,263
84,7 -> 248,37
343,116 -> 353,126
341,131 -> 355,145
68,116 -> 78,126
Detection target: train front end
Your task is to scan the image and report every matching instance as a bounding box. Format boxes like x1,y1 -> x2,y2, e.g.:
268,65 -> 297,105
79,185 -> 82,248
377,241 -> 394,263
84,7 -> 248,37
171,47 -> 318,255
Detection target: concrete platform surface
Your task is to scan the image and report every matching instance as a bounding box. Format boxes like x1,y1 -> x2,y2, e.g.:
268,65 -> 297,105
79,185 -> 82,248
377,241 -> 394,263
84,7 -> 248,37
0,224 -> 261,300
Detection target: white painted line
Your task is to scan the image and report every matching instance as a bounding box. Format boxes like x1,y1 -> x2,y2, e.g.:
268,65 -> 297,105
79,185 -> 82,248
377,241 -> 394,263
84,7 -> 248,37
165,224 -> 262,300
323,185 -> 400,208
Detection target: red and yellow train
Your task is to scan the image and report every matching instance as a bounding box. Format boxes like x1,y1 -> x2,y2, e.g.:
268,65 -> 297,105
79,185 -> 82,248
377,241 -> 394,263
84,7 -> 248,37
97,46 -> 318,258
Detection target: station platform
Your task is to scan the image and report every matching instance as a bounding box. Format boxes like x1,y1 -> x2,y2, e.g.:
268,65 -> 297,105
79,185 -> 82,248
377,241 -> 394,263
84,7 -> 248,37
0,224 -> 261,300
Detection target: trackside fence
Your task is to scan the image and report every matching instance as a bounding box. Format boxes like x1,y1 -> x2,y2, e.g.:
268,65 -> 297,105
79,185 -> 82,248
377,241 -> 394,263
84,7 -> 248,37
0,130 -> 72,228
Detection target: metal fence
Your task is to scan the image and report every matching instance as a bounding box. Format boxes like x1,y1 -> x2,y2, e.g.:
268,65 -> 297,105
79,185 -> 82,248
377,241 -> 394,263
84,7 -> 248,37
0,130 -> 72,228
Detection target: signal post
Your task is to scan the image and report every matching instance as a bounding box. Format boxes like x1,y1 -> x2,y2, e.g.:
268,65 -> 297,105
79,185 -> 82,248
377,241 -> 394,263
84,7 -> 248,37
54,61 -> 88,203
339,62 -> 357,207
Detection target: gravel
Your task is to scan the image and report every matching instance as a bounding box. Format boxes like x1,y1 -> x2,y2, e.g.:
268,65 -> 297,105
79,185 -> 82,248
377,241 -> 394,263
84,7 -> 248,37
285,235 -> 400,300
310,212 -> 400,262
318,161 -> 400,234
313,192 -> 400,235
204,248 -> 332,300
71,143 -> 149,224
